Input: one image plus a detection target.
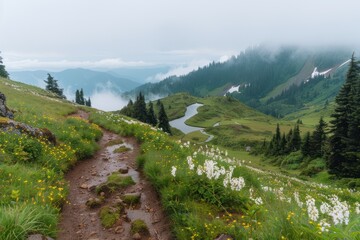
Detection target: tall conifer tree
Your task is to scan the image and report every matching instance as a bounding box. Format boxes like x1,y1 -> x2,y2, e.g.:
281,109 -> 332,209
147,102 -> 157,126
0,52 -> 9,78
328,53 -> 360,177
158,101 -> 172,135
311,117 -> 328,157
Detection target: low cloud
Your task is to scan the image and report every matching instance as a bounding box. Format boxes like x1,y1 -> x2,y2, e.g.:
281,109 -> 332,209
5,58 -> 153,71
148,60 -> 210,81
90,90 -> 129,112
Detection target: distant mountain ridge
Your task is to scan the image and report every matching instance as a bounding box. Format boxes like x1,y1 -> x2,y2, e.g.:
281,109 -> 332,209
9,68 -> 142,98
129,45 -> 352,117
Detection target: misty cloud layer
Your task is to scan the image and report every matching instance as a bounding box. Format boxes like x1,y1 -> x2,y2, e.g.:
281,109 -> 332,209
1,0 -> 359,73
90,90 -> 128,112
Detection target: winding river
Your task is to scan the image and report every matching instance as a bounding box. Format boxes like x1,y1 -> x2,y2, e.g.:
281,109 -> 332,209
169,103 -> 214,142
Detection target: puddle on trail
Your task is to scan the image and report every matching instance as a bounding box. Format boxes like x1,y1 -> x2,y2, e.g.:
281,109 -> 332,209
85,142 -> 136,187
107,142 -> 134,153
127,168 -> 140,183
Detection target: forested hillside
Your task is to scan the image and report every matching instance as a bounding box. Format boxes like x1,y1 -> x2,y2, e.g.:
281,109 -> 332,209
131,46 -> 351,117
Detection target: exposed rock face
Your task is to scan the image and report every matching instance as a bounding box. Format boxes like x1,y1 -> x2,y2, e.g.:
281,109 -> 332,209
0,92 -> 14,119
0,119 -> 57,145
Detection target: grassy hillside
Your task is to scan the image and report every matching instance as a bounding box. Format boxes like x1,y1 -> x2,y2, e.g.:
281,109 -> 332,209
157,93 -> 316,145
130,46 -> 351,118
0,77 -> 102,239
89,110 -> 360,240
1,77 -> 359,239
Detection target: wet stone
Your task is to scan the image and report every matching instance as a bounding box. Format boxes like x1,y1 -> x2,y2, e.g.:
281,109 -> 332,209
215,234 -> 233,240
115,226 -> 124,234
27,234 -> 54,240
132,233 -> 141,240
118,167 -> 129,174
86,197 -> 103,208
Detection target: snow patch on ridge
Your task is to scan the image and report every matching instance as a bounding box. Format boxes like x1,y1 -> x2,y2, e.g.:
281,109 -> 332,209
227,85 -> 240,94
311,67 -> 332,78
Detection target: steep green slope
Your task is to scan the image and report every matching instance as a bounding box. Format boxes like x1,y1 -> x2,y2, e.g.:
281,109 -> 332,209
1,76 -> 359,239
90,109 -> 360,240
155,93 -> 315,149
0,77 -> 102,239
130,46 -> 351,117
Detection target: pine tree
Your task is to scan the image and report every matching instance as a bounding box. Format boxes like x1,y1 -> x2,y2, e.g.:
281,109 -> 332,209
280,133 -> 287,154
328,53 -> 360,177
44,74 -> 55,92
311,117 -> 328,157
290,125 -> 301,152
133,92 -> 147,123
75,90 -> 80,104
0,52 -> 9,78
285,128 -> 293,153
44,74 -> 66,99
158,101 -> 172,135
274,123 -> 281,152
119,99 -> 134,117
79,89 -> 85,105
302,131 -> 312,156
85,97 -> 91,107
147,102 -> 157,126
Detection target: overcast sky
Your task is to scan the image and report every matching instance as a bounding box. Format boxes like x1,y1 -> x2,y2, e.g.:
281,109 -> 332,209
1,0 -> 359,72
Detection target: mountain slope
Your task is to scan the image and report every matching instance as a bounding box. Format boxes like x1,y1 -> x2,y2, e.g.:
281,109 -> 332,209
130,46 -> 351,117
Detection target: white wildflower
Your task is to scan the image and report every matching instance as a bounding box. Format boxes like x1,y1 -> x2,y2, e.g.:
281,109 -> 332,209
196,165 -> 203,176
293,192 -> 303,208
355,202 -> 360,215
328,195 -> 349,225
204,160 -> 217,179
306,195 -> 319,222
320,202 -> 331,214
230,177 -> 245,191
254,197 -> 263,205
187,156 -> 195,170
171,166 -> 177,177
319,219 -> 331,232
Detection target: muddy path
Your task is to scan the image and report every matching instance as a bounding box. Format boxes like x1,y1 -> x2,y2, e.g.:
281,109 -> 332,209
58,113 -> 172,240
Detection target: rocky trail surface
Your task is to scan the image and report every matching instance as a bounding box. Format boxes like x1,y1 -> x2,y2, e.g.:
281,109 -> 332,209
57,112 -> 172,240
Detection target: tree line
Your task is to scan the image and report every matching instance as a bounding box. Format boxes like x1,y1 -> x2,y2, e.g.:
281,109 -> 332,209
120,92 -> 172,135
265,54 -> 360,178
75,89 -> 91,107
266,118 -> 328,159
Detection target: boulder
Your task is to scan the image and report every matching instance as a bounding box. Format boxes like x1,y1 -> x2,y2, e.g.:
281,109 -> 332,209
0,92 -> 14,119
0,119 -> 56,145
215,234 -> 233,240
27,234 -> 54,240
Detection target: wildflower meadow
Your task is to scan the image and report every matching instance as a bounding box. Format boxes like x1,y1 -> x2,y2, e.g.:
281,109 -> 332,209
91,111 -> 360,240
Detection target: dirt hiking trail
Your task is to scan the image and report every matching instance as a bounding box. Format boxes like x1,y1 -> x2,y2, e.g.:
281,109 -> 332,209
58,111 -> 172,240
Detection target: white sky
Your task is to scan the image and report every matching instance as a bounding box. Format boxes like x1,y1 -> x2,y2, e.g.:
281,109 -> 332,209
1,0 -> 359,71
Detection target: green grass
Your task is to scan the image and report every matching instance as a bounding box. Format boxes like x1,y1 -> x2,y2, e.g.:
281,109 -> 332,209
130,219 -> 149,235
96,173 -> 135,194
151,92 -> 198,120
99,206 -> 121,228
261,58 -> 315,102
89,110 -> 360,239
0,204 -> 58,239
157,94 -> 318,150
181,130 -> 209,143
113,146 -> 130,153
0,77 -> 103,238
105,139 -> 124,146
2,76 -> 359,239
